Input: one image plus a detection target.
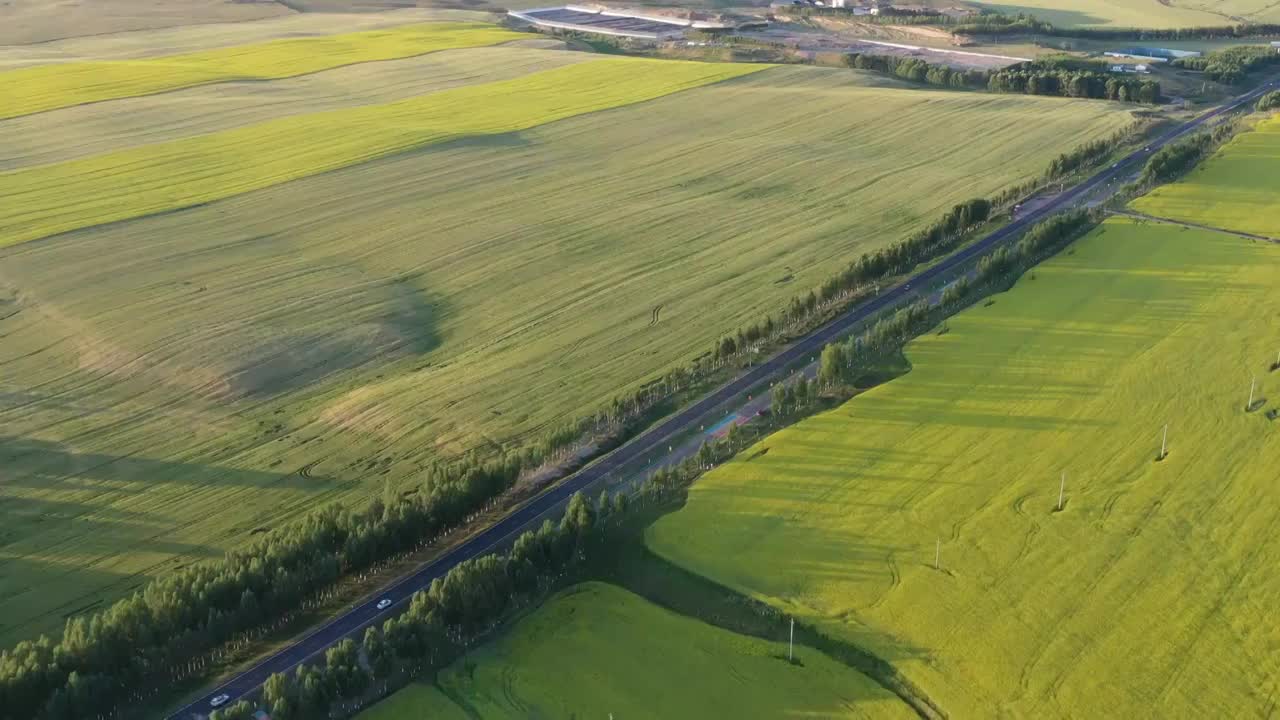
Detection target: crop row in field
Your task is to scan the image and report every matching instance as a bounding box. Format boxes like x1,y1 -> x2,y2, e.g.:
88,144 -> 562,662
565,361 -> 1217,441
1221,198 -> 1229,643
0,21 -> 526,120
1132,115 -> 1280,237
0,63 -> 1131,646
0,44 -> 586,171
0,0 -> 290,45
358,582 -> 911,719
0,9 -> 480,70
0,57 -> 763,247
649,207 -> 1280,716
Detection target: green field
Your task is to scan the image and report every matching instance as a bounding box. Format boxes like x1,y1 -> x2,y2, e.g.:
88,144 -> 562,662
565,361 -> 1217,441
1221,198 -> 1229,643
0,57 -> 762,247
1,21 -> 526,120
650,195 -> 1280,715
1132,116 -> 1280,237
970,0 -> 1280,27
0,0 -> 290,45
0,10 -> 479,69
0,44 -> 583,171
358,582 -> 912,719
0,57 -> 1130,646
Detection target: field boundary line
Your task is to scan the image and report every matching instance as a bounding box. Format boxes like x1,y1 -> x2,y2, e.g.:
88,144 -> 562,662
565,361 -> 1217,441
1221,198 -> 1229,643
1109,209 -> 1280,243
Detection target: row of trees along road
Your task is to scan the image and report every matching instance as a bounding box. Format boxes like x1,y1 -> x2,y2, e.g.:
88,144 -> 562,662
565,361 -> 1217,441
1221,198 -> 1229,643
219,490 -> 625,720
0,451 -> 585,720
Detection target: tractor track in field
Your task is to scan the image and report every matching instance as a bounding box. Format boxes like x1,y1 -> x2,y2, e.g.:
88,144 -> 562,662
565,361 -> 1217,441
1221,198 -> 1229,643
649,303 -> 663,326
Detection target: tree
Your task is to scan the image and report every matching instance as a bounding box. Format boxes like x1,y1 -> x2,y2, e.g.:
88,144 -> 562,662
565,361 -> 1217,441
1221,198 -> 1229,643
1137,80 -> 1161,104
264,671 -> 291,706
562,492 -> 595,546
795,376 -> 811,407
363,626 -> 393,680
818,343 -> 847,387
718,336 -> 737,359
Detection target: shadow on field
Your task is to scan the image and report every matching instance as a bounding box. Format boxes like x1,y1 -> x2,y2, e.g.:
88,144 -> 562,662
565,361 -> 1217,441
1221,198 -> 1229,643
599,520 -> 943,718
225,273 -> 446,399
434,130 -> 533,152
0,388 -> 100,414
0,554 -> 137,644
0,436 -> 320,491
970,5 -> 1108,26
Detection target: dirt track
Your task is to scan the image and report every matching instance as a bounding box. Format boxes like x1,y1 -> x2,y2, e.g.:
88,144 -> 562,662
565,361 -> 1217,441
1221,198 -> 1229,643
741,24 -> 1029,70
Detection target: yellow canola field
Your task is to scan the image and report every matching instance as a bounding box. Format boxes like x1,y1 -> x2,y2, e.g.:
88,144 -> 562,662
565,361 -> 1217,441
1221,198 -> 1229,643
1132,115 -> 1280,238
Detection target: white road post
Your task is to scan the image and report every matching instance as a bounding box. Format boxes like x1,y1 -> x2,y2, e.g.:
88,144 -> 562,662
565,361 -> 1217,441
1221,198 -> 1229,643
1248,376 -> 1257,411
789,618 -> 795,662
1058,471 -> 1065,511
1161,423 -> 1168,459
934,539 -> 940,571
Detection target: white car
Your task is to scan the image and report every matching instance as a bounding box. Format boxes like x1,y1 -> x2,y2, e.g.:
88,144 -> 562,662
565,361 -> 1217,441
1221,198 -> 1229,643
376,598 -> 392,610
210,694 -> 230,708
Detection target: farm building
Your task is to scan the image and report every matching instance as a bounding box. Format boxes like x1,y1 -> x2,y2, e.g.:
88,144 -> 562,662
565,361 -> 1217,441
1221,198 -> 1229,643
508,6 -> 694,39
1105,47 -> 1201,63
1109,63 -> 1151,74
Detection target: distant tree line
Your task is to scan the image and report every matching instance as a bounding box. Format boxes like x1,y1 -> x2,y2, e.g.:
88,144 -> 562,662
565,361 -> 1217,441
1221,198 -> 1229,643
987,67 -> 1160,103
1172,45 -> 1280,84
951,12 -> 1054,36
952,11 -> 1280,41
845,52 -> 986,88
776,6 -> 953,24
843,52 -> 1161,103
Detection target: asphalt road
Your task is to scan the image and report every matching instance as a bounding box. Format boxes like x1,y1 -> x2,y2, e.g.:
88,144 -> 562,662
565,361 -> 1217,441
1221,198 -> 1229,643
171,79 -> 1276,719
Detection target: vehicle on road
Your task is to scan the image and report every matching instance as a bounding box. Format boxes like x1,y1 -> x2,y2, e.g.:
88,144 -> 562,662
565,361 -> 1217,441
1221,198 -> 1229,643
210,694 -> 230,708
376,598 -> 392,610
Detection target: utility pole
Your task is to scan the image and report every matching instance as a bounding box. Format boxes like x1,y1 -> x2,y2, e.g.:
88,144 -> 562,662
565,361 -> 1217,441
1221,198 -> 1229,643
1058,471 -> 1065,511
788,618 -> 795,662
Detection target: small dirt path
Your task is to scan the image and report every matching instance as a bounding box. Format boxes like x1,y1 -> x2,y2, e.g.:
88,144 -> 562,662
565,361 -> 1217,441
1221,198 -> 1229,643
1110,209 -> 1280,243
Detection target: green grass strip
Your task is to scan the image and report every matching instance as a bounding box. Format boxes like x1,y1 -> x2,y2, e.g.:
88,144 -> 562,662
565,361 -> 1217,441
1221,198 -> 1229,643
0,58 -> 764,248
0,22 -> 526,120
358,582 -> 908,719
